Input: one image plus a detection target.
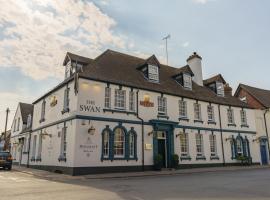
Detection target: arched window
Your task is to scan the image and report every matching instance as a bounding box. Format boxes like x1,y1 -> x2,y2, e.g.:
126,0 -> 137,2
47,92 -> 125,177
114,128 -> 125,157
129,133 -> 135,158
236,137 -> 243,156
103,130 -> 110,158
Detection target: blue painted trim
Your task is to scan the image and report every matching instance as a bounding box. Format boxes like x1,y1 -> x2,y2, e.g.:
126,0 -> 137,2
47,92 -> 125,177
103,108 -> 137,115
100,125 -> 113,161
180,156 -> 192,161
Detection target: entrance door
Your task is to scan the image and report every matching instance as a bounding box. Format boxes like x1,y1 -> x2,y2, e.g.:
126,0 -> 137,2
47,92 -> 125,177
157,131 -> 167,168
260,144 -> 268,165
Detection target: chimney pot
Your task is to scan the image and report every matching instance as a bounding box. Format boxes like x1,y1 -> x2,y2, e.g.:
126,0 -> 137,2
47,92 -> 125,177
224,83 -> 233,96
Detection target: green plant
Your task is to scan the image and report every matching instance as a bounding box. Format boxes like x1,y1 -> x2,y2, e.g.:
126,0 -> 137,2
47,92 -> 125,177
172,154 -> 179,169
236,155 -> 250,165
154,154 -> 163,170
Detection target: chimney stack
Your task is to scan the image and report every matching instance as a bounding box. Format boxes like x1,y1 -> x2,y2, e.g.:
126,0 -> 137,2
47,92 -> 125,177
186,52 -> 203,86
224,83 -> 233,96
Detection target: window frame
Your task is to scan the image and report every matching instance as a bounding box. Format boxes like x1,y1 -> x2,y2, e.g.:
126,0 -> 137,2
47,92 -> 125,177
179,100 -> 187,118
114,89 -> 126,110
240,110 -> 248,126
207,105 -> 215,122
194,103 -> 202,121
104,87 -> 111,109
148,64 -> 159,82
216,81 -> 225,97
129,90 -> 136,112
158,96 -> 167,115
227,108 -> 235,125
195,133 -> 204,156
183,73 -> 192,90
209,134 -> 217,157
113,127 -> 125,158
179,132 -> 189,156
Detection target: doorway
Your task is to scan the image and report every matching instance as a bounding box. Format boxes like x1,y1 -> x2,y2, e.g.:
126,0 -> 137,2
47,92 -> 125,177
260,143 -> 268,165
157,131 -> 167,168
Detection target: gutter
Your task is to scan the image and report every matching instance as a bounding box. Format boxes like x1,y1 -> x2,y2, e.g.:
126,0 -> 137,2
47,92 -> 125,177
218,104 -> 226,166
136,90 -> 145,171
263,109 -> 270,161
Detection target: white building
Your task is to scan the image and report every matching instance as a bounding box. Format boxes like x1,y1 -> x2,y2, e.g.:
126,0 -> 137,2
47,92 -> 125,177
10,50 -> 267,175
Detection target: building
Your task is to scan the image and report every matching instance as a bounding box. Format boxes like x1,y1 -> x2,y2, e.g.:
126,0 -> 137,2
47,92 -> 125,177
10,102 -> 33,165
235,84 -> 270,165
10,50 -> 265,175
0,130 -> 11,151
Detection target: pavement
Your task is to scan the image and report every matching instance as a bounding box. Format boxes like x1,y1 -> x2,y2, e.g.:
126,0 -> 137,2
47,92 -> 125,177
12,164 -> 270,180
2,166 -> 270,200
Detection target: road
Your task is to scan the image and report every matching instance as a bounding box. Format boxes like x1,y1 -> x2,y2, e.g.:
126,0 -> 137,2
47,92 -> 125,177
0,168 -> 270,200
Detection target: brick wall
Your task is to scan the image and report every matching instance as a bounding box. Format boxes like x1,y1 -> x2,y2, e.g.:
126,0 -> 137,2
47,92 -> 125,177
236,89 -> 265,109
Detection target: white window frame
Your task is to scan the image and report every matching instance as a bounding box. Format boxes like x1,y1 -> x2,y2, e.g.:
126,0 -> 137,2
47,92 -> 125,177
209,134 -> 217,157
63,87 -> 70,112
207,105 -> 215,122
227,108 -> 235,124
104,87 -> 111,109
148,64 -> 159,82
158,96 -> 167,115
129,91 -> 136,112
180,132 -> 189,156
40,100 -> 46,122
179,100 -> 187,118
37,131 -> 42,159
32,135 -> 37,159
103,130 -> 110,158
236,138 -> 243,156
194,103 -> 202,121
115,89 -> 126,110
196,133 -> 204,156
60,127 -> 67,159
183,73 -> 192,90
240,110 -> 248,126
216,82 -> 225,97
27,114 -> 32,128
114,128 -> 125,158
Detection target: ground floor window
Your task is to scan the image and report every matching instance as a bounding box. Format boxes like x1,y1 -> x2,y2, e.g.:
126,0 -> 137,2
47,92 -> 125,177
101,125 -> 137,161
209,134 -> 217,157
196,133 -> 204,157
179,132 -> 189,157
230,135 -> 250,159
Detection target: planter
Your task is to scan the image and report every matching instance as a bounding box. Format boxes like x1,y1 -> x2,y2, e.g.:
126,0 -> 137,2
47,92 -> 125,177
172,154 -> 179,169
154,154 -> 163,171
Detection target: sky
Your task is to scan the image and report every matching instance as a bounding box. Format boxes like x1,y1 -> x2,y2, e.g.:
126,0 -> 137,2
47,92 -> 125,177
0,0 -> 270,132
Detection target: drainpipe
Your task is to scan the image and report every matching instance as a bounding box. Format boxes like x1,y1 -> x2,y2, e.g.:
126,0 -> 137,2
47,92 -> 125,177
27,132 -> 32,168
218,105 -> 226,166
263,109 -> 270,160
136,90 -> 145,171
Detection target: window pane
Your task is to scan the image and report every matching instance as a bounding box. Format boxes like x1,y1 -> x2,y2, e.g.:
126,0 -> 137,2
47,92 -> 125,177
114,128 -> 125,157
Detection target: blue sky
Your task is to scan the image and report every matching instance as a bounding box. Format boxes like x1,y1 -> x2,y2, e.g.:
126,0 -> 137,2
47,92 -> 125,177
0,0 -> 270,131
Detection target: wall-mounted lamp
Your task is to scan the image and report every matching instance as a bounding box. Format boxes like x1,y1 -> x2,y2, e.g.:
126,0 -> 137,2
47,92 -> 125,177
88,125 -> 96,135
41,131 -> 52,139
252,137 -> 260,143
148,131 -> 154,136
225,135 -> 234,142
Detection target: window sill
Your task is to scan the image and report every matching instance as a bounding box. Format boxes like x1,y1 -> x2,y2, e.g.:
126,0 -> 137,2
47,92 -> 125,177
22,152 -> 29,154
179,117 -> 189,122
101,156 -> 138,161
196,156 -> 206,160
30,157 -> 36,162
61,108 -> 70,114
210,156 -> 220,160
180,156 -> 192,161
228,123 -> 236,127
103,108 -> 136,115
208,121 -> 217,125
194,120 -> 204,124
157,114 -> 169,120
36,156 -> 42,162
241,124 -> 249,128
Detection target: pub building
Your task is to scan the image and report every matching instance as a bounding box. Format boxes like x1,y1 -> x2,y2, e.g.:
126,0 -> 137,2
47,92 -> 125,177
9,50 -> 268,175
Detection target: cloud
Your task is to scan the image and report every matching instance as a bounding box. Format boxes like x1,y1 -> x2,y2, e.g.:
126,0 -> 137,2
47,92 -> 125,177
0,0 -> 125,80
182,42 -> 190,48
192,0 -> 215,4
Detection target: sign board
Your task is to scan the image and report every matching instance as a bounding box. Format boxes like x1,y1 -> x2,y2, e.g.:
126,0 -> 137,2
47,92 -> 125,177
145,143 -> 152,150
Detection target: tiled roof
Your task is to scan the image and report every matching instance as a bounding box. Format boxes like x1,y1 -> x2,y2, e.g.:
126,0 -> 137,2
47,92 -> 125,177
174,65 -> 194,76
79,49 -> 249,108
235,84 -> 270,108
203,74 -> 226,85
63,52 -> 93,66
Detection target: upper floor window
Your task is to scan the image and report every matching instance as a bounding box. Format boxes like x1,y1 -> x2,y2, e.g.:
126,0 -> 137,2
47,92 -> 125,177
227,108 -> 235,124
104,87 -> 111,109
216,82 -> 224,97
158,96 -> 167,115
27,114 -> 32,128
179,132 -> 189,157
62,87 -> 70,113
148,65 -> 159,82
13,119 -> 16,132
115,89 -> 126,110
179,100 -> 187,118
17,117 -> 20,131
240,110 -> 248,126
207,105 -> 215,122
129,91 -> 136,112
183,73 -> 192,90
40,100 -> 46,123
209,134 -> 217,157
194,103 -> 202,121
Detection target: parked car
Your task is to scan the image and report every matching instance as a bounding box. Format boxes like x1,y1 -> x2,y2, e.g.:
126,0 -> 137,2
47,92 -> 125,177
0,151 -> 12,170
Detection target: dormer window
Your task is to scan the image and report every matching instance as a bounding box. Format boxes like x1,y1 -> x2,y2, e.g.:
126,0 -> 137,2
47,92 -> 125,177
183,73 -> 192,90
216,82 -> 224,97
27,114 -> 32,128
148,65 -> 159,82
